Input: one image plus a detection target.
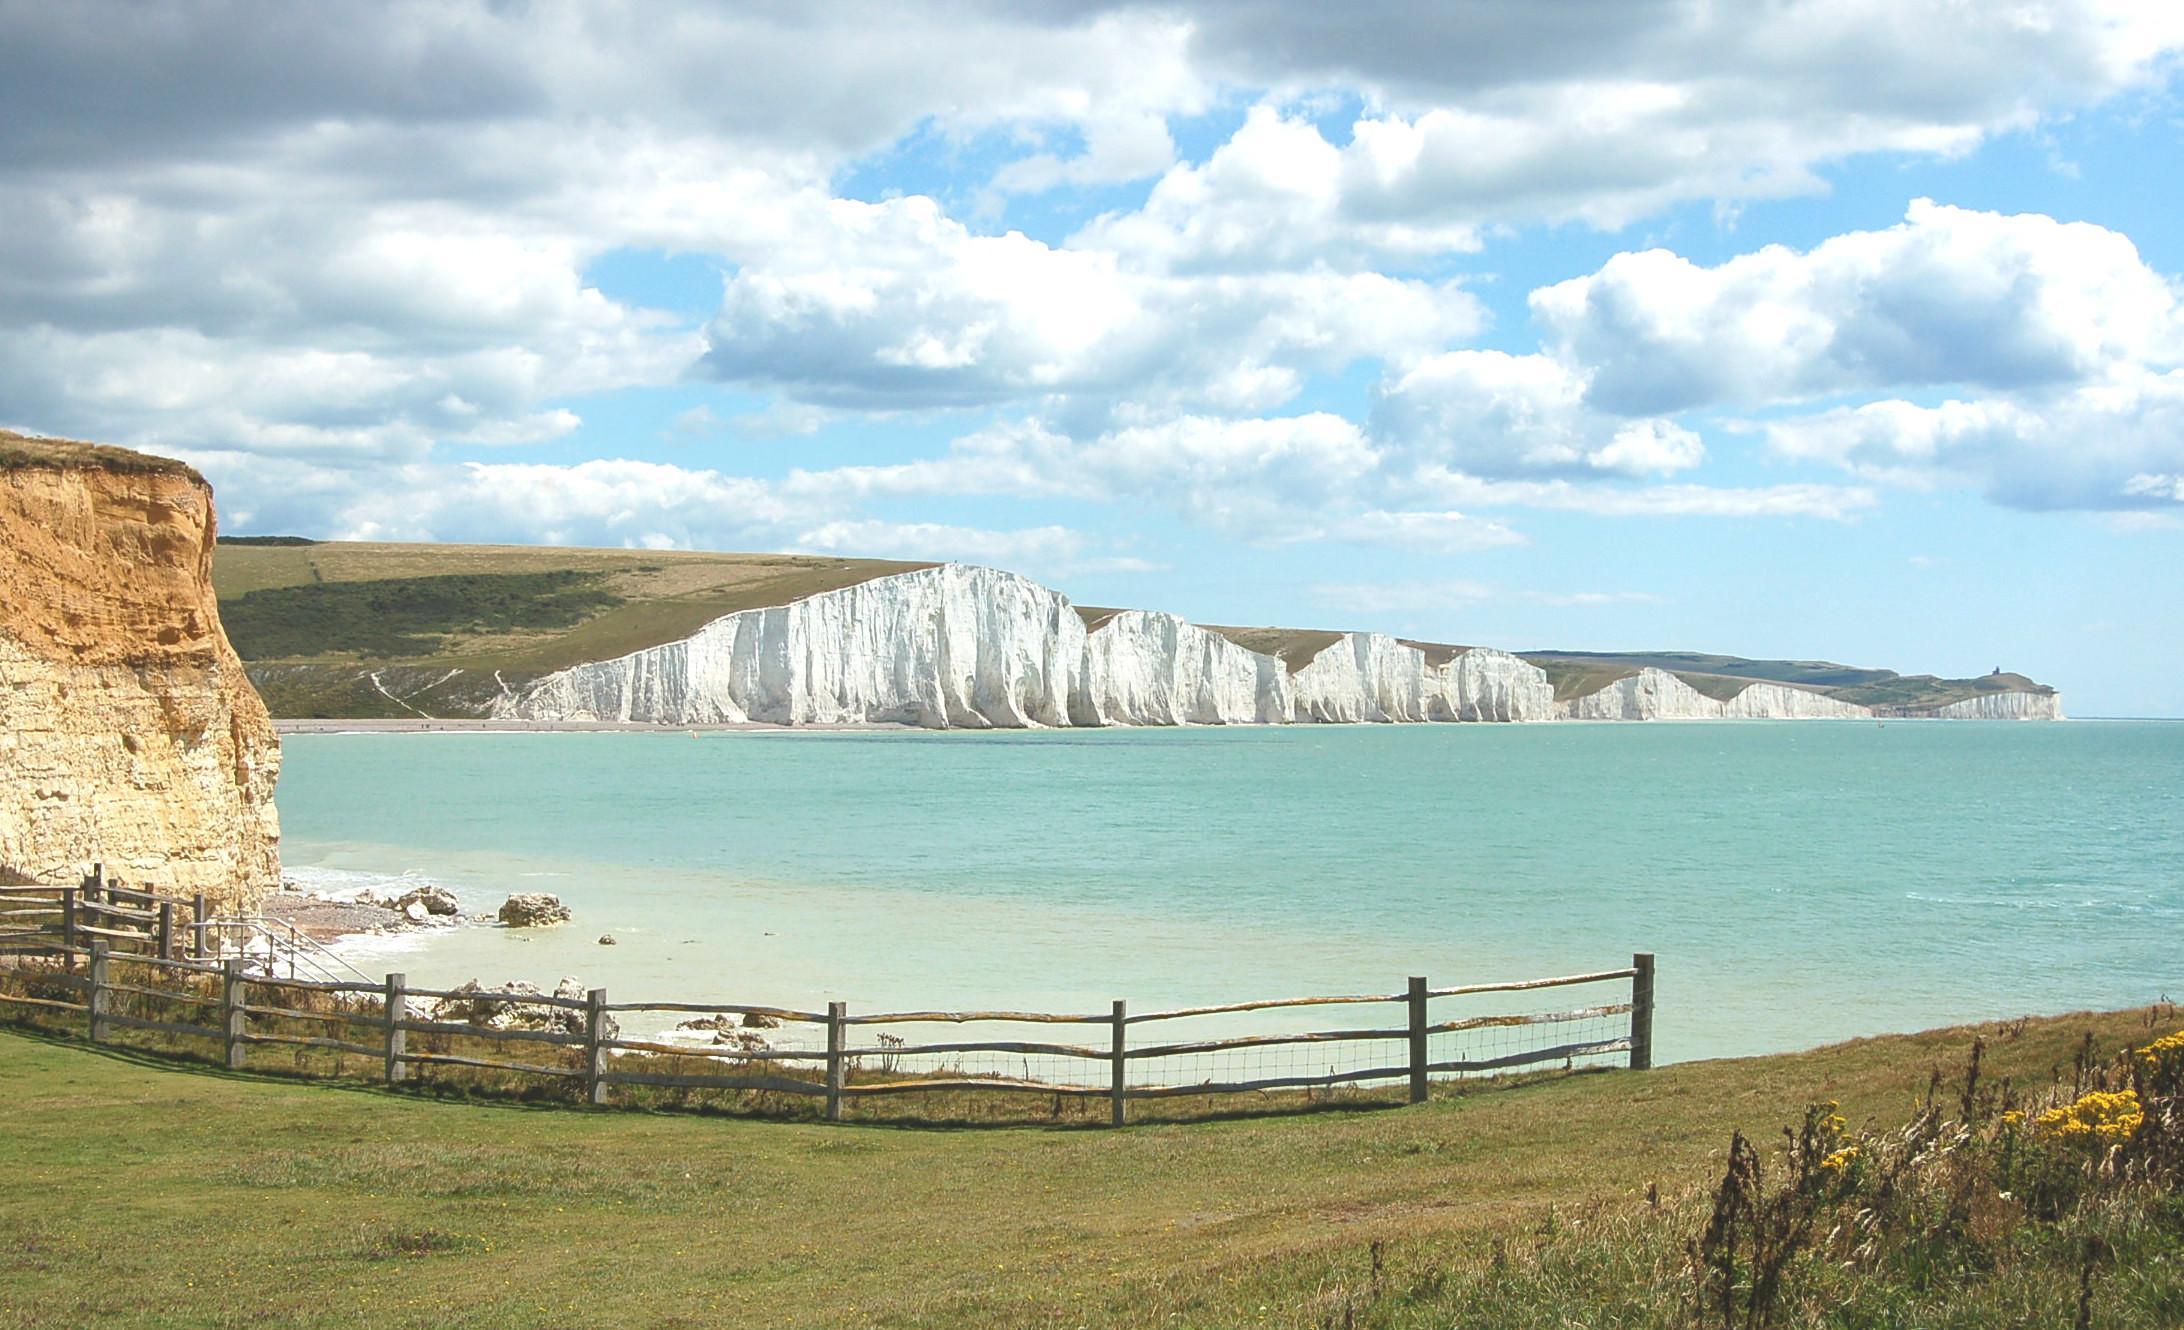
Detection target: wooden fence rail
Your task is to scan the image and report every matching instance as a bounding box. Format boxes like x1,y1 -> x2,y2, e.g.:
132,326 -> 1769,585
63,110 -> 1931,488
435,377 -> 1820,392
0,876 -> 1656,1125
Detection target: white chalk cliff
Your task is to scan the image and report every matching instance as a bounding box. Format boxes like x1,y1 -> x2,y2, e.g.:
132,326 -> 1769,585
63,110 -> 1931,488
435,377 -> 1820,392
1934,691 -> 2066,720
496,564 -> 2054,729
1557,668 -> 1875,721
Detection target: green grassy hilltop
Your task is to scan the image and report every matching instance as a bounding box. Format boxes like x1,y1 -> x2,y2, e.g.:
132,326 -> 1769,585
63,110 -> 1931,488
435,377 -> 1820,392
3,1007 -> 2180,1328
211,539 -> 2052,719
212,541 -> 929,717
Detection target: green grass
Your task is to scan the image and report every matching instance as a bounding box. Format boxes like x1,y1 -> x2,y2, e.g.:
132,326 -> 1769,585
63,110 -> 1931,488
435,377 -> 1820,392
1532,658 -> 1640,703
222,571 -> 624,660
212,542 -> 932,716
2,1005 -> 2177,1327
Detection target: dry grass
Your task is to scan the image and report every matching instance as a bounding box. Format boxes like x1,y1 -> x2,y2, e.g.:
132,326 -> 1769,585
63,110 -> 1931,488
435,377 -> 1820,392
0,430 -> 201,480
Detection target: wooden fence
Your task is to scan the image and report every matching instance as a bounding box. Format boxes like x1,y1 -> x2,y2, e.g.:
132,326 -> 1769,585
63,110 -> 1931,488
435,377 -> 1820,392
1,877 -> 1654,1125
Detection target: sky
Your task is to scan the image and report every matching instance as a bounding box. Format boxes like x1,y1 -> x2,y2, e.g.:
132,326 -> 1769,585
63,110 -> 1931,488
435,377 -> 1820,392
2,2 -> 2182,716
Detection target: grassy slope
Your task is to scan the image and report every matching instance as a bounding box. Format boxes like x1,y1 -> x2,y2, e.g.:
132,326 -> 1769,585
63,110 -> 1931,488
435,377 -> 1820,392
1523,649 -> 2058,709
214,541 -> 2051,718
214,543 -> 930,669
214,543 -> 931,717
1,1006 -> 2172,1328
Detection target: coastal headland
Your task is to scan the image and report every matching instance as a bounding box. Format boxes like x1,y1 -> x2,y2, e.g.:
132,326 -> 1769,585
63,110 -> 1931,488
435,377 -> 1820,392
215,538 -> 2062,727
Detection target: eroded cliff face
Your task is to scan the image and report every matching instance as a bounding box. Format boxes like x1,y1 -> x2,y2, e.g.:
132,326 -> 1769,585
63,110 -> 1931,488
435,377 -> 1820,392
1934,691 -> 2065,720
0,436 -> 280,908
500,563 -> 1565,728
1559,668 -> 1877,721
498,565 -> 2069,730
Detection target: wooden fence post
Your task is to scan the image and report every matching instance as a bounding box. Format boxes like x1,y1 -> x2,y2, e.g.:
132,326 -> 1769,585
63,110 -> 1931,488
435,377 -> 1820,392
191,893 -> 207,960
384,973 -> 407,1085
157,901 -> 175,961
1109,999 -> 1127,1128
87,941 -> 110,1042
61,888 -> 78,969
825,1001 -> 847,1123
221,958 -> 247,1071
1408,976 -> 1429,1104
1629,953 -> 1654,1071
585,988 -> 609,1107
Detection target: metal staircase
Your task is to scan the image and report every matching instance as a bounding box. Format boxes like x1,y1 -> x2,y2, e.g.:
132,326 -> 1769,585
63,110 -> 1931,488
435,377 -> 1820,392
200,915 -> 376,985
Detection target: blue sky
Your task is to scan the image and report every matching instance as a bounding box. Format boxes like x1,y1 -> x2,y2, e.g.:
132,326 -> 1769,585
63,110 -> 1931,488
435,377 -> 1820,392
2,2 -> 2182,714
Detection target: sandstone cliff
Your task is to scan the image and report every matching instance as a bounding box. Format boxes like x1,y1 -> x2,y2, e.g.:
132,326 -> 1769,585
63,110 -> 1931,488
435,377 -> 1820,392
0,432 -> 280,909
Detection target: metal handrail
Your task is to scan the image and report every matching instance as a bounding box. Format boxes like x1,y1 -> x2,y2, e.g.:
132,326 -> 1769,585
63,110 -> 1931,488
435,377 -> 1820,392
201,916 -> 376,985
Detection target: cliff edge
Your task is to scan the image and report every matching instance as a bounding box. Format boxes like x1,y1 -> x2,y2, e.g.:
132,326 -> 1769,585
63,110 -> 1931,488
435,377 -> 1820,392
0,431 -> 280,908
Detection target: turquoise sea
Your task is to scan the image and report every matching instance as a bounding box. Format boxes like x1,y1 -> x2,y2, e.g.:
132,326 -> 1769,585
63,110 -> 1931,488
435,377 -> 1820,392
277,721 -> 2184,1064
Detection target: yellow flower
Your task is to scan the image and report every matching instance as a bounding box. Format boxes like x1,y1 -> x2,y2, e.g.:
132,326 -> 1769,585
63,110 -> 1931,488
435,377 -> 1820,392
2032,1089 -> 2143,1146
1818,1146 -> 1859,1173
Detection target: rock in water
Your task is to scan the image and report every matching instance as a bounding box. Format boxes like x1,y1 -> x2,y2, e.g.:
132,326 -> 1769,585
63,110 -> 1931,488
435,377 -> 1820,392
597,934 -> 616,946
497,893 -> 571,927
393,884 -> 460,916
0,432 -> 281,911
402,899 -> 429,923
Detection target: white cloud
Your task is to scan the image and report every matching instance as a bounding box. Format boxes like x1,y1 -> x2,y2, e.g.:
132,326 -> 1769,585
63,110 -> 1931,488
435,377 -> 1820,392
698,193 -> 1481,416
789,520 -> 1095,571
1758,370 -> 2184,510
1078,3 -> 2184,270
1319,510 -> 1527,552
1373,351 -> 1706,478
1073,105 -> 1485,272
177,452 -> 1142,578
1305,580 -> 1664,614
1415,468 -> 1878,520
3,0 -> 2181,554
1533,200 -> 2182,415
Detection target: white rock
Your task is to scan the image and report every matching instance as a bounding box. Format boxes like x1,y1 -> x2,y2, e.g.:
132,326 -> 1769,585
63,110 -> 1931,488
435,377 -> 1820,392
1934,691 -> 2064,720
494,563 -> 2048,730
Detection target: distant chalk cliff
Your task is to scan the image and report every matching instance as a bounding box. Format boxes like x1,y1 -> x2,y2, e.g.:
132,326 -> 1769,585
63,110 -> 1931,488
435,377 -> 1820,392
493,564 -> 2059,730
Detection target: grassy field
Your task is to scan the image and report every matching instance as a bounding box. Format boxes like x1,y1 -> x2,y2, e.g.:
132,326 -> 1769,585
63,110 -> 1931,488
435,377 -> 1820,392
3,1005 -> 2180,1327
211,542 -> 930,716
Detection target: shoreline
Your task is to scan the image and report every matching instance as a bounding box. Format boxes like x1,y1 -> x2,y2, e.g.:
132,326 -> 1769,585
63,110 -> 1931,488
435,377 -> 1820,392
270,715 -> 2094,736
275,717 -> 920,735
